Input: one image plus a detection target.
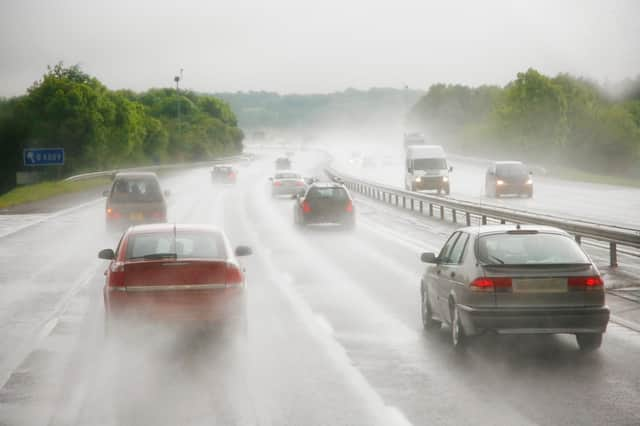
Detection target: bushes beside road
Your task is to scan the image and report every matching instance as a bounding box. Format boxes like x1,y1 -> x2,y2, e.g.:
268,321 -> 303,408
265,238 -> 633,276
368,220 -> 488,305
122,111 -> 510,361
408,69 -> 640,179
0,64 -> 244,195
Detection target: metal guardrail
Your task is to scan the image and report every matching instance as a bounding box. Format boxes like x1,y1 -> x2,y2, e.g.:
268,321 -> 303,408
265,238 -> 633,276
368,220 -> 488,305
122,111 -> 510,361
325,167 -> 640,267
64,156 -> 247,182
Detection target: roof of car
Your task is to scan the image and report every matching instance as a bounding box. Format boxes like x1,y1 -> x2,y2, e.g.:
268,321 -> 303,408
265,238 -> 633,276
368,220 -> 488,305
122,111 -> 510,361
127,223 -> 223,235
459,224 -> 570,236
274,170 -> 302,176
113,171 -> 159,179
494,161 -> 524,165
213,164 -> 233,168
309,182 -> 345,189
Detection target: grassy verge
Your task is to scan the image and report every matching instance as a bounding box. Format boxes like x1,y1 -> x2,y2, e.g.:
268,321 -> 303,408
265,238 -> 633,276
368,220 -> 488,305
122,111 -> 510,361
0,177 -> 111,209
546,167 -> 640,188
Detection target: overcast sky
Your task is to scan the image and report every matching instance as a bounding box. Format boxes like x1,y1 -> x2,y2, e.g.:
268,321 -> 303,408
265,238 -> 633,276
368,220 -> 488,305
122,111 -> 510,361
0,0 -> 638,97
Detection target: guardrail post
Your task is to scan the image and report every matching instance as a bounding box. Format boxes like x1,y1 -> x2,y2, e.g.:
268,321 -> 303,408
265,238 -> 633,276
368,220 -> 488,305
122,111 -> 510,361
482,215 -> 487,225
429,203 -> 433,217
452,208 -> 457,223
402,196 -> 406,208
465,212 -> 471,226
610,242 -> 618,267
395,195 -> 399,206
419,200 -> 424,214
410,198 -> 414,211
500,219 -> 506,224
440,206 -> 445,220
575,235 -> 582,245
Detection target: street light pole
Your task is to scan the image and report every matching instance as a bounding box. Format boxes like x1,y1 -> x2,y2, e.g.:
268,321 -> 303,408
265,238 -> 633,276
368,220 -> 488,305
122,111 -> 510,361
174,68 -> 183,135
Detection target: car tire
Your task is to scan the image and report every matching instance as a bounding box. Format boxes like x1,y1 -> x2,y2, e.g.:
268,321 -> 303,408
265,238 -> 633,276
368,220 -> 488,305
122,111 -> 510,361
576,333 -> 602,351
450,303 -> 466,349
421,287 -> 441,331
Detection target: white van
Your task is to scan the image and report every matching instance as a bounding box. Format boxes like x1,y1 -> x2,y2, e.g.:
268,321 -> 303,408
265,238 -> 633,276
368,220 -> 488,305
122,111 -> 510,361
404,145 -> 452,194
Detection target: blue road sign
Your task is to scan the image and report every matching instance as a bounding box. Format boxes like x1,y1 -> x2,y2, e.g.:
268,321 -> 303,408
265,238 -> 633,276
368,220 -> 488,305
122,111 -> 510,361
23,148 -> 65,166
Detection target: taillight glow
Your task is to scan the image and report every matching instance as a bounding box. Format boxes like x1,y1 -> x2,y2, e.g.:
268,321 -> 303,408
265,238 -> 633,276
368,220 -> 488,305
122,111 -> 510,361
151,211 -> 165,219
273,181 -> 282,186
295,181 -> 304,186
345,200 -> 353,213
470,277 -> 512,291
568,276 -> 603,290
225,264 -> 244,285
106,207 -> 121,219
109,262 -> 125,287
302,201 -> 312,213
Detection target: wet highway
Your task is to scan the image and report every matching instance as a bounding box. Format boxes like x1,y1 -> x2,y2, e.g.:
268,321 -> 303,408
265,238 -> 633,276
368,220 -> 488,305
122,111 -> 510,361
0,151 -> 639,425
332,149 -> 640,229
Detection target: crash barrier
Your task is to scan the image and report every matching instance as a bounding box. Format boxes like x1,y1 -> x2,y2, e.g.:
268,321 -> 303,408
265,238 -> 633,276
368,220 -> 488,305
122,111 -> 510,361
325,167 -> 640,267
64,155 -> 249,183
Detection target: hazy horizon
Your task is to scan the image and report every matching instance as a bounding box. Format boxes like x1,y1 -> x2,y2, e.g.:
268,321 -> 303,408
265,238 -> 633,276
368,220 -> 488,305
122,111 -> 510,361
1,0 -> 639,97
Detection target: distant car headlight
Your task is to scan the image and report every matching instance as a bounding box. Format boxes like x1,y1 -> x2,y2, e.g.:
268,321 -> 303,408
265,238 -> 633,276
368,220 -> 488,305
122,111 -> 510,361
442,176 -> 449,182
526,178 -> 533,185
496,179 -> 505,185
415,177 -> 422,182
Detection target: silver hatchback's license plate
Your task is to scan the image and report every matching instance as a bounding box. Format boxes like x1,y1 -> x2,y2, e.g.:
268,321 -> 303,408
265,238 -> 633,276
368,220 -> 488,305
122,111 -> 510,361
512,278 -> 567,293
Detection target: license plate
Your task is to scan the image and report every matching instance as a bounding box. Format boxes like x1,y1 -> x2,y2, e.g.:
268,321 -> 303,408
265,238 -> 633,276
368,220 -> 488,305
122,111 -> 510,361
512,278 -> 567,293
129,212 -> 144,221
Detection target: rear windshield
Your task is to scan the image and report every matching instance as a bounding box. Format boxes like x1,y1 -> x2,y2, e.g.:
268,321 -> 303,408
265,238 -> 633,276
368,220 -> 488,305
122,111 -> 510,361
276,158 -> 290,164
496,163 -> 527,177
126,231 -> 227,260
477,232 -> 590,265
214,167 -> 232,173
110,177 -> 163,203
412,158 -> 447,170
275,173 -> 301,179
306,187 -> 349,200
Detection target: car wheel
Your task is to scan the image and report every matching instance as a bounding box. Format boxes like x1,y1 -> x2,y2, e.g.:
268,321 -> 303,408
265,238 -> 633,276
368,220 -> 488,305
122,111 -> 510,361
450,303 -> 466,349
576,333 -> 602,351
421,287 -> 441,330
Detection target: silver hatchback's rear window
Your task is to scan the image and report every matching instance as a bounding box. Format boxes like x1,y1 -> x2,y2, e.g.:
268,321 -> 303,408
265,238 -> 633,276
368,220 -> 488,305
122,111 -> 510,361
477,232 -> 590,265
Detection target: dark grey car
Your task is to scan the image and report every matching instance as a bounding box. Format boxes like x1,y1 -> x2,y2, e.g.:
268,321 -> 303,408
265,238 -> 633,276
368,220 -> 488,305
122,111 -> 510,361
420,225 -> 609,350
485,161 -> 533,198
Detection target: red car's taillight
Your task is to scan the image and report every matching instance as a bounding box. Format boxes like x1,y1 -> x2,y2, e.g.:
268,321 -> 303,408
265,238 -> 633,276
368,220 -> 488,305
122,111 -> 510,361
273,181 -> 282,186
229,172 -> 236,178
470,277 -> 512,291
225,264 -> 244,285
345,200 -> 353,213
109,262 -> 125,287
302,201 -> 312,213
151,211 -> 165,219
106,207 -> 121,219
568,276 -> 603,290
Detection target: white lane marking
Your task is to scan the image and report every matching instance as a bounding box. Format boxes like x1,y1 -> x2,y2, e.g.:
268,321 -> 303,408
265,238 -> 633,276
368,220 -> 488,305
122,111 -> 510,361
237,183 -> 414,426
0,198 -> 104,239
0,262 -> 100,391
610,314 -> 640,333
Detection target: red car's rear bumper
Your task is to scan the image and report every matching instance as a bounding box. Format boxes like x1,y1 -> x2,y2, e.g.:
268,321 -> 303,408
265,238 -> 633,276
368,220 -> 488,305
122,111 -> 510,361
104,286 -> 245,324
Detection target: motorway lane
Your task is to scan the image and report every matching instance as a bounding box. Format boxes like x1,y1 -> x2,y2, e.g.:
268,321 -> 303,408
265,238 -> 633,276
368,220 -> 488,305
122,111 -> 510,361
0,151 -> 639,425
330,149 -> 640,229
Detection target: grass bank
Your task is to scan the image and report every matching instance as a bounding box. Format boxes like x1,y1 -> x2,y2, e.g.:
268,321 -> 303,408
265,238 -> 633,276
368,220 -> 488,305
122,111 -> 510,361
0,177 -> 110,209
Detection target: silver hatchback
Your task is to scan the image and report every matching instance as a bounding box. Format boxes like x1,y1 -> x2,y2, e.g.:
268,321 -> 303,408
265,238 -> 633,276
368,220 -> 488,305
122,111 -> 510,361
420,225 -> 609,351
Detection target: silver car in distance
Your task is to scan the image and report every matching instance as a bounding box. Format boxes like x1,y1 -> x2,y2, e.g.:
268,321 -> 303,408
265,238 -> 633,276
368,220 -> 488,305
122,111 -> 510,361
420,225 -> 610,351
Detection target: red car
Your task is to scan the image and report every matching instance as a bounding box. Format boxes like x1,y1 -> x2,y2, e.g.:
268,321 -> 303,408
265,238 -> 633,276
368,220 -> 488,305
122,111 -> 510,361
98,224 -> 252,331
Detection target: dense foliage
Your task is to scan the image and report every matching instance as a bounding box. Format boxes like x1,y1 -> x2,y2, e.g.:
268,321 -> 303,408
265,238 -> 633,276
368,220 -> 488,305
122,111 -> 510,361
0,64 -> 243,194
216,88 -> 424,132
408,68 -> 640,177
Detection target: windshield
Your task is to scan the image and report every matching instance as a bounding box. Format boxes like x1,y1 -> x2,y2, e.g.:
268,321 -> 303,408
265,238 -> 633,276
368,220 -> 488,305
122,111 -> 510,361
306,187 -> 349,200
412,158 -> 447,170
126,231 -> 226,260
110,177 -> 163,203
275,172 -> 301,179
477,233 -> 590,265
496,163 -> 527,177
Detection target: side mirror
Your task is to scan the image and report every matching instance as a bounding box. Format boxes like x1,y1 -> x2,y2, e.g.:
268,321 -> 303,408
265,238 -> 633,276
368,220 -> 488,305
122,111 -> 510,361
449,166 -> 453,172
98,248 -> 115,260
102,190 -> 110,197
488,171 -> 495,176
420,252 -> 438,264
529,171 -> 533,176
164,189 -> 171,197
235,246 -> 252,257
269,177 -> 273,181
407,167 -> 413,173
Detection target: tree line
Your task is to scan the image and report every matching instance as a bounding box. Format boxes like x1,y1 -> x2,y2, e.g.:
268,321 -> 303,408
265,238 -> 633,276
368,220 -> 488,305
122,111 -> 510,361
0,64 -> 243,194
408,69 -> 640,178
